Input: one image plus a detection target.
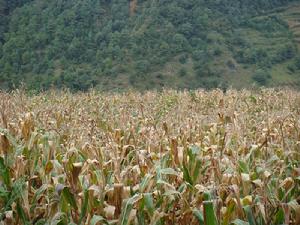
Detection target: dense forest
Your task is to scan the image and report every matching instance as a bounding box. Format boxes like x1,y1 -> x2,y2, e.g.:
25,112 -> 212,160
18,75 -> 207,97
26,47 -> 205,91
0,0 -> 300,90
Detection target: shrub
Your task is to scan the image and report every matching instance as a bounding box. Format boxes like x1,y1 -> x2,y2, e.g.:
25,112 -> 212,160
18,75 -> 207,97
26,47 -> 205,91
179,67 -> 187,77
226,60 -> 235,70
179,54 -> 188,64
252,69 -> 271,85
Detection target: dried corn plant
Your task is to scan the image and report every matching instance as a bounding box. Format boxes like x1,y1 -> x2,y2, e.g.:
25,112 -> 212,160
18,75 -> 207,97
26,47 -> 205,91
0,88 -> 299,225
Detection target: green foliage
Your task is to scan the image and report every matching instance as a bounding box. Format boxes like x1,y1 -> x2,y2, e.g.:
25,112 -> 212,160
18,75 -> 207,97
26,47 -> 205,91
0,0 -> 299,90
179,54 -> 188,64
272,43 -> 297,63
294,55 -> 300,70
244,15 -> 289,33
252,69 -> 271,85
178,67 -> 187,77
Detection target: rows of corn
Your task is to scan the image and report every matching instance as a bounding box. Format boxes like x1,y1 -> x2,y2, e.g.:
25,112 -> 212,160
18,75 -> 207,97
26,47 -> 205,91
0,89 -> 299,225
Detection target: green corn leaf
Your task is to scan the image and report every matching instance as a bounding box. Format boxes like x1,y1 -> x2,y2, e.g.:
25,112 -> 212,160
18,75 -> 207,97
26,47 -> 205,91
79,189 -> 89,224
193,209 -> 204,225
203,191 -> 212,201
120,194 -> 141,225
190,145 -> 200,155
274,208 -> 284,225
157,179 -> 174,188
193,159 -> 202,184
231,219 -> 250,225
249,96 -> 257,104
140,173 -> 153,192
238,160 -> 249,173
160,168 -> 178,176
183,164 -> 193,185
34,219 -> 47,225
0,185 -> 9,199
30,184 -> 48,213
163,190 -> 181,196
49,212 -> 67,225
243,205 -> 256,225
16,201 -> 30,225
288,199 -> 300,211
90,215 -> 108,225
144,193 -> 154,216
61,187 -> 77,210
137,210 -> 146,225
187,147 -> 196,171
203,200 -> 217,225
178,183 -> 186,193
0,157 -> 10,188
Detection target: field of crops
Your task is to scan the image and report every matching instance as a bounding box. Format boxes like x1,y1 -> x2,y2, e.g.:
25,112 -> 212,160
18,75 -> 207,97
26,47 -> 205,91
0,89 -> 300,225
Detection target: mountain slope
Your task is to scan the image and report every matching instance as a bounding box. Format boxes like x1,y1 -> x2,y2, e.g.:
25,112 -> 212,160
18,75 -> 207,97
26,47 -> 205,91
0,0 -> 300,90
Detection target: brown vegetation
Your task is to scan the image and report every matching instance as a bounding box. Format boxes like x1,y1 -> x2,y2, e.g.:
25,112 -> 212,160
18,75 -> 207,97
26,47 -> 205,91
0,89 -> 299,224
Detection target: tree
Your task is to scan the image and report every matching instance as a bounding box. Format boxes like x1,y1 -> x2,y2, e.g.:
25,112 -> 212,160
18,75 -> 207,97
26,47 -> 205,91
0,0 -> 7,43
0,0 -> 298,91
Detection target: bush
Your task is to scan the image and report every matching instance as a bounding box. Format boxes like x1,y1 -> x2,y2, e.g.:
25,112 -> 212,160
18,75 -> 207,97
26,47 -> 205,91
252,69 -> 271,85
226,60 -> 235,70
192,50 -> 205,61
156,73 -> 164,80
194,64 -> 216,78
287,63 -> 296,73
135,60 -> 150,74
212,47 -> 222,56
295,55 -> 300,70
272,44 -> 297,64
179,54 -> 188,64
179,67 -> 187,77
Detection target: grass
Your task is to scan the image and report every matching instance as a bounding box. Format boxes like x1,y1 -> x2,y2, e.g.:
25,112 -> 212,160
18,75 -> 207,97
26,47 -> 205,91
0,88 -> 299,224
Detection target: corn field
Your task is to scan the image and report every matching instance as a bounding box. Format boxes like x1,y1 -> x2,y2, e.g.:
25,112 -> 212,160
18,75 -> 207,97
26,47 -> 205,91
0,89 -> 300,225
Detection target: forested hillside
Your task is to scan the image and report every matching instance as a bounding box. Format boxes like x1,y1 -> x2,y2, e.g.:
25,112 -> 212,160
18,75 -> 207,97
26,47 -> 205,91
0,0 -> 300,90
